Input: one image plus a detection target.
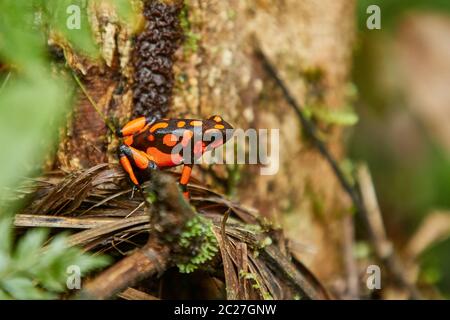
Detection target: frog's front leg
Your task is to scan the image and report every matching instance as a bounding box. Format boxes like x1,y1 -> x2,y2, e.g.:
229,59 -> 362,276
117,116 -> 157,137
119,144 -> 157,186
179,164 -> 193,199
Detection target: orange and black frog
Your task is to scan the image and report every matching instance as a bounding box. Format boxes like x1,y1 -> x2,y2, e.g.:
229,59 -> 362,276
117,115 -> 234,198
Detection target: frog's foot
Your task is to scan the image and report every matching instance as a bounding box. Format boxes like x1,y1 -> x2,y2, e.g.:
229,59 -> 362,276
179,164 -> 193,199
118,144 -> 158,187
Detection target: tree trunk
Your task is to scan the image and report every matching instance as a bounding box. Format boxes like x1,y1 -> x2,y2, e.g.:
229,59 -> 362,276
57,0 -> 356,298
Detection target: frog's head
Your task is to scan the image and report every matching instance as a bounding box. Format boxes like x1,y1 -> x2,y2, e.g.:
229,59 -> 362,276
202,115 -> 234,149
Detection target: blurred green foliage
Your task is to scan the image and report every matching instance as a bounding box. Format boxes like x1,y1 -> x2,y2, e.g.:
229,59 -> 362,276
0,0 -> 134,298
354,0 -> 450,297
0,216 -> 110,299
420,238 -> 450,298
357,0 -> 450,30
0,0 -> 133,209
354,0 -> 450,222
0,1 -> 72,203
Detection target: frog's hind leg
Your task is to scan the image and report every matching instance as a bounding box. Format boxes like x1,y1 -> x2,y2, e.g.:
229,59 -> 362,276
179,164 -> 193,199
117,116 -> 157,137
119,145 -> 139,186
118,144 -> 158,186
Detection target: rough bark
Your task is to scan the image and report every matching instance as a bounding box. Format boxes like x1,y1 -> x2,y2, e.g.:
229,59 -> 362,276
56,0 -> 356,296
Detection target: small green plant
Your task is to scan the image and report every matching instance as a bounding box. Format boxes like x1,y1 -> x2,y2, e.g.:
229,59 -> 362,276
176,215 -> 219,273
0,216 -> 110,299
304,105 -> 359,127
239,270 -> 273,300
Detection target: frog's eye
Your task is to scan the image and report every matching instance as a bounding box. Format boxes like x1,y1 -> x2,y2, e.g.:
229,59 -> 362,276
209,115 -> 222,123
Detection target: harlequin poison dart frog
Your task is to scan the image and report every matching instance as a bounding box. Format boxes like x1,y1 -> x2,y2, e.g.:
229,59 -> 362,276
117,115 -> 233,198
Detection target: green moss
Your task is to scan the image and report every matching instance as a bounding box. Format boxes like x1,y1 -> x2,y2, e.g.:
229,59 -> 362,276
179,1 -> 201,56
176,215 -> 219,273
258,236 -> 272,249
239,270 -> 273,300
304,104 -> 359,127
146,191 -> 157,204
339,158 -> 357,187
242,223 -> 263,234
226,9 -> 237,20
304,181 -> 326,219
354,241 -> 372,259
302,66 -> 325,84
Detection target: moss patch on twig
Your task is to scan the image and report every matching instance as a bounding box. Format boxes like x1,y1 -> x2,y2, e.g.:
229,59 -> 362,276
176,215 -> 219,273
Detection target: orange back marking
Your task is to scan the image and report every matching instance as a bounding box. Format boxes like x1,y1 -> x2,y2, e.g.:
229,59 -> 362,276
177,121 -> 186,128
190,120 -> 203,127
163,133 -> 178,147
147,147 -> 183,167
150,122 -> 169,133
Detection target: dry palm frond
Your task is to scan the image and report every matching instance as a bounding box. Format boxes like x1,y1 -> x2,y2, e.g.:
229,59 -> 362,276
15,164 -> 329,300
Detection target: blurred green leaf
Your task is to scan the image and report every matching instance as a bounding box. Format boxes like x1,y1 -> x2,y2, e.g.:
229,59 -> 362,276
0,1 -> 46,71
0,78 -> 69,197
358,0 -> 450,30
14,228 -> 48,268
32,233 -> 110,292
41,0 -> 98,57
1,277 -> 51,300
0,216 -> 12,255
0,0 -> 124,300
112,0 -> 135,23
419,238 -> 450,296
0,217 -> 111,299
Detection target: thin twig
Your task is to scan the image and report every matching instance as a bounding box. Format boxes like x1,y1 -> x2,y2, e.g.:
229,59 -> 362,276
221,208 -> 232,249
14,214 -> 119,229
80,242 -> 170,300
67,215 -> 150,247
406,211 -> 450,260
357,165 -> 422,299
342,214 -> 359,299
80,189 -> 132,215
118,287 -> 160,300
356,165 -> 391,258
126,201 -> 146,218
